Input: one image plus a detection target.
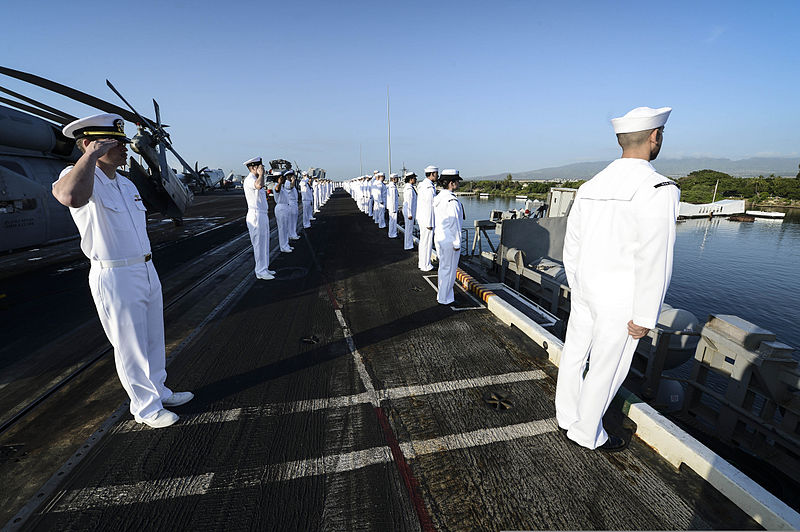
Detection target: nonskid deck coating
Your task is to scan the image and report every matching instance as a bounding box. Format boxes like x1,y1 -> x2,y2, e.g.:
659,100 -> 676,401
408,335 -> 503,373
22,190 -> 759,531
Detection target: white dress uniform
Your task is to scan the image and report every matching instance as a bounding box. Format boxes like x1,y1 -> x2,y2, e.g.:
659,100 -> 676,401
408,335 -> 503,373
433,188 -> 463,304
55,166 -> 172,420
416,178 -> 437,271
274,184 -> 292,252
402,182 -> 417,250
556,158 -> 679,448
243,172 -> 271,277
287,182 -> 300,239
386,181 -> 399,237
313,179 -> 322,214
300,177 -> 313,228
376,180 -> 387,228
367,178 -> 376,216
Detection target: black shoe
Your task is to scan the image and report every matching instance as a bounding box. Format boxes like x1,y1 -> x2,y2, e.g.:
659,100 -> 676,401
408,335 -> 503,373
597,434 -> 627,452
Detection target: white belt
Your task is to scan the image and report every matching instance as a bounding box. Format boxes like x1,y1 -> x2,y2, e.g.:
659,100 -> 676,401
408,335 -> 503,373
94,253 -> 152,269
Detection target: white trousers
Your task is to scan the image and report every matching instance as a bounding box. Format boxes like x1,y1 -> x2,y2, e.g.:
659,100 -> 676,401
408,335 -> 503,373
418,226 -> 434,270
376,205 -> 386,228
302,200 -> 313,228
434,241 -> 459,304
368,198 -> 374,216
275,204 -> 291,250
388,210 -> 398,237
555,294 -> 638,449
314,194 -> 321,213
403,214 -> 415,249
89,261 -> 172,420
289,202 -> 300,239
246,209 -> 270,275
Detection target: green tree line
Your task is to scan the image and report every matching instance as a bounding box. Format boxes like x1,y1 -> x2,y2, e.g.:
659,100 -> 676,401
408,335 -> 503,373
462,169 -> 800,204
676,170 -> 800,203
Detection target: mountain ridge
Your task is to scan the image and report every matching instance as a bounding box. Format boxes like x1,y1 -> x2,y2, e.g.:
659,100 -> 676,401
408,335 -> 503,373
469,156 -> 800,181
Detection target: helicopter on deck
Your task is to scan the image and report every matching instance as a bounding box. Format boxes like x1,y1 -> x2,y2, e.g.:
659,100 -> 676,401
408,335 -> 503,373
0,66 -> 202,252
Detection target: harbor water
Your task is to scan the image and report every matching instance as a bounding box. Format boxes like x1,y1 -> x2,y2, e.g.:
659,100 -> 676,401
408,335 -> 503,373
455,195 -> 800,350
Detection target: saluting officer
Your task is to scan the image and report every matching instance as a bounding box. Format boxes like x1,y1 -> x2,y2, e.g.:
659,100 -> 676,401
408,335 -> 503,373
555,106 -> 679,452
432,169 -> 464,305
243,157 -> 275,280
386,173 -> 400,238
416,165 -> 438,271
52,113 -> 193,429
402,171 -> 418,250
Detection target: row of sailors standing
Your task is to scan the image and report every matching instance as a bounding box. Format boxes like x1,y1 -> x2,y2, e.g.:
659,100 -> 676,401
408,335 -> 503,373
346,166 -> 464,305
242,157 -> 333,281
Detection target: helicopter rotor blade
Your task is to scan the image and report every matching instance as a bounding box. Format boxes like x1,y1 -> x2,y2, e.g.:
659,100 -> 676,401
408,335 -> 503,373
0,98 -> 72,126
0,84 -> 77,123
0,66 -> 151,124
153,98 -> 161,130
105,79 -> 155,132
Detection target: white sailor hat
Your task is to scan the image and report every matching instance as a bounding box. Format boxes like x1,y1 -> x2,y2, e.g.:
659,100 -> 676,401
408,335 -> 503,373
389,173 -> 399,179
441,168 -> 461,179
611,106 -> 671,134
373,170 -> 379,174
63,113 -> 131,142
404,171 -> 417,182
377,171 -> 385,177
424,165 -> 439,174
301,171 -> 308,176
243,156 -> 262,167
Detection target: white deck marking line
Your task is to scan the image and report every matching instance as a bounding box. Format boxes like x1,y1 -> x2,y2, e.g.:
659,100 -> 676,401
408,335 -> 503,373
380,370 -> 546,401
115,371 -> 547,431
257,446 -> 394,483
400,417 -> 558,459
334,308 -> 380,407
49,473 -> 215,512
48,419 -> 558,510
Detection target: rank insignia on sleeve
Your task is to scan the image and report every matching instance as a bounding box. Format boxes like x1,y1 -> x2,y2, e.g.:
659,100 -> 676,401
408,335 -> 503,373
654,181 -> 680,189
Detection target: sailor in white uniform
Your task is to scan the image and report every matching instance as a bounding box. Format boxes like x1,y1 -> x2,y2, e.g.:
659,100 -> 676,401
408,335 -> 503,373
367,171 -> 378,217
386,173 -> 400,237
286,170 -> 301,240
273,170 -> 293,253
402,171 -> 418,250
432,169 -> 464,305
416,165 -> 438,271
555,106 -> 680,452
300,171 -> 313,228
243,157 -> 276,280
52,113 -> 193,429
375,173 -> 387,228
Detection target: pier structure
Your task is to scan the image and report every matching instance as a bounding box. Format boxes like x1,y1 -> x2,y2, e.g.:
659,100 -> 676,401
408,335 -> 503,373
1,189 -> 767,530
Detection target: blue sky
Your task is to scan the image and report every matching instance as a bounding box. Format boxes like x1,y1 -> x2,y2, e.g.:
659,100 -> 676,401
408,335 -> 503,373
3,0 -> 799,178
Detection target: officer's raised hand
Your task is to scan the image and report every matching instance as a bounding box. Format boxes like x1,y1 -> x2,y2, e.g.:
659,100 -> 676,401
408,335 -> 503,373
255,164 -> 265,178
84,138 -> 120,159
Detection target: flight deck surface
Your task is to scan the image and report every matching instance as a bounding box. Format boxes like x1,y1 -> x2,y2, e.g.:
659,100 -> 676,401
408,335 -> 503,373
8,190 -> 758,531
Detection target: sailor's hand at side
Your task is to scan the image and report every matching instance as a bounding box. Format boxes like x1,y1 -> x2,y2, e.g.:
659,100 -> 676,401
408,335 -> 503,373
627,320 -> 649,339
85,139 -> 119,159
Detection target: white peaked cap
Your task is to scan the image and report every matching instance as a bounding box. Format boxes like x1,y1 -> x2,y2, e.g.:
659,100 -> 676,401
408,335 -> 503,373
270,169 -> 283,175
63,113 -> 129,141
389,173 -> 399,178
243,156 -> 262,166
424,165 -> 439,174
611,107 -> 671,134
